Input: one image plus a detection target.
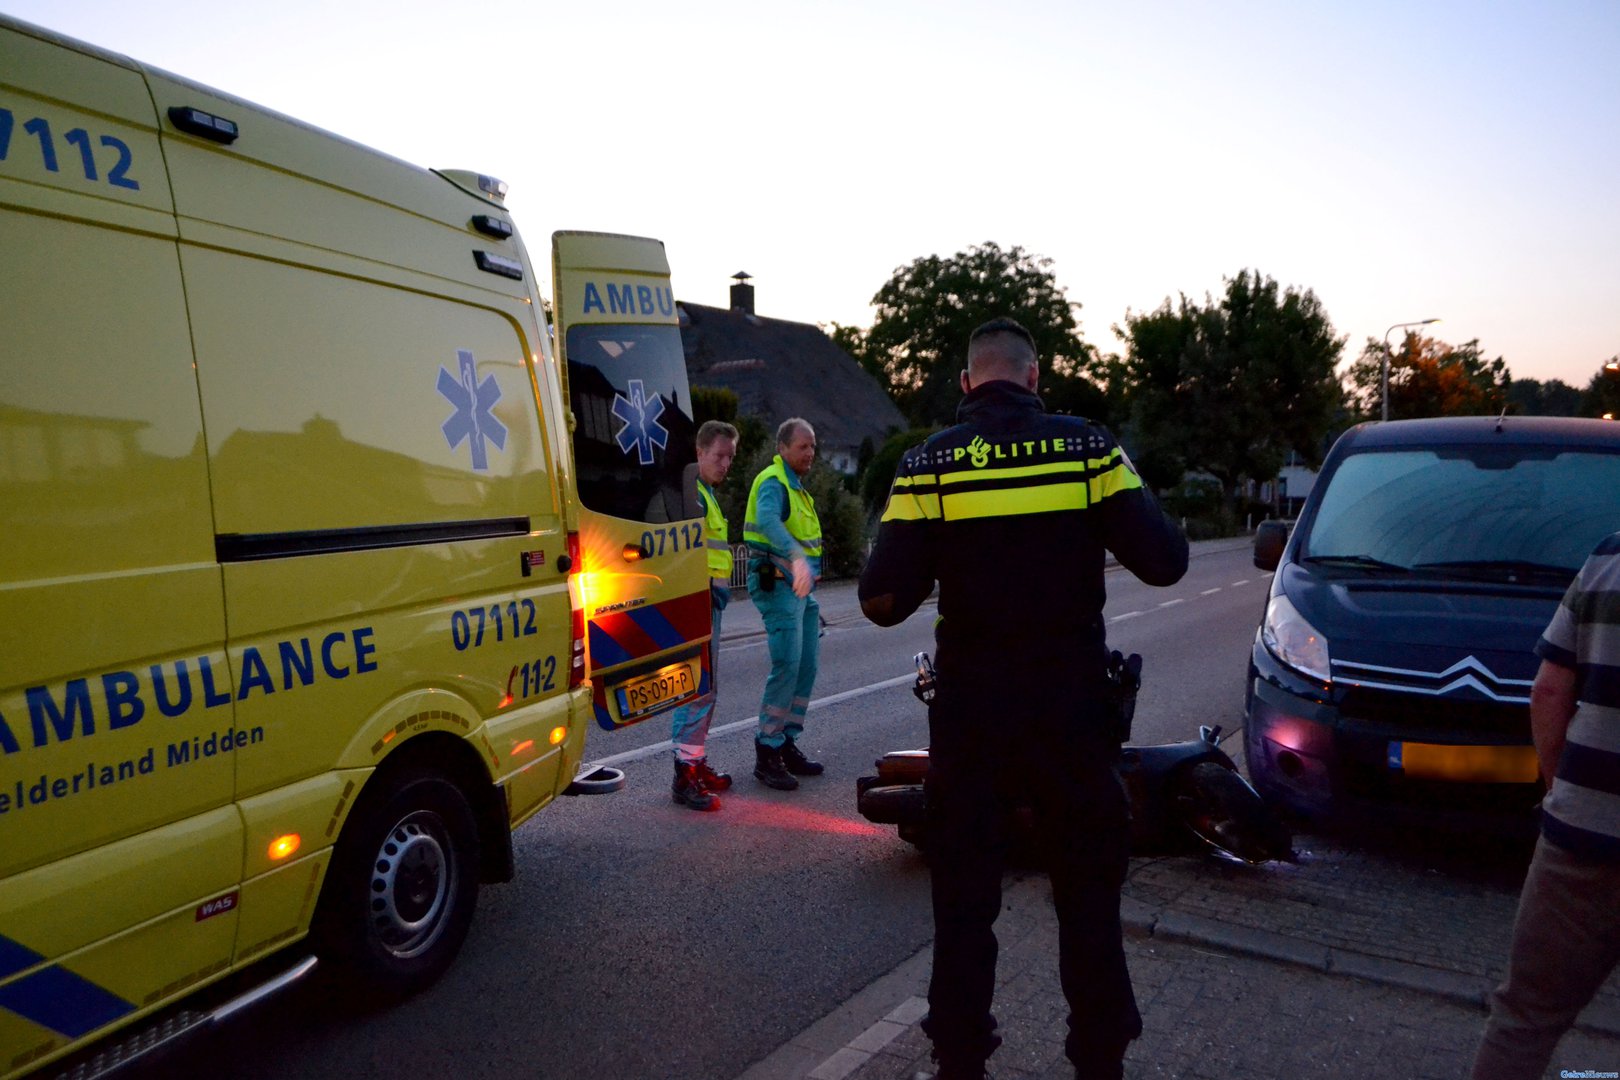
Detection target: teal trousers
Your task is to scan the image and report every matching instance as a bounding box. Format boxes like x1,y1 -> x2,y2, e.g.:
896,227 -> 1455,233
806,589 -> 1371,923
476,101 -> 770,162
750,578 -> 819,748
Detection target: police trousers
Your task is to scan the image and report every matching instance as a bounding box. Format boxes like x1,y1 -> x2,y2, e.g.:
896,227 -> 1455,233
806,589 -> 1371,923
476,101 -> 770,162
921,659 -> 1140,1074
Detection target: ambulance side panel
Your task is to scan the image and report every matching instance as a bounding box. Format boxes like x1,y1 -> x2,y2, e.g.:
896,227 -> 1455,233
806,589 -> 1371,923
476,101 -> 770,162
0,25 -> 240,1074
143,70 -> 585,959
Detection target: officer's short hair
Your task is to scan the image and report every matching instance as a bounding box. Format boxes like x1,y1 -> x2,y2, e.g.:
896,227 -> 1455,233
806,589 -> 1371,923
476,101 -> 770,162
777,417 -> 814,448
968,317 -> 1038,378
696,420 -> 739,450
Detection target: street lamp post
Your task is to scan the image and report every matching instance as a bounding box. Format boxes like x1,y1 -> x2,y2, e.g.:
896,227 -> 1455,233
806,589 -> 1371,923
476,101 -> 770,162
1381,318 -> 1442,422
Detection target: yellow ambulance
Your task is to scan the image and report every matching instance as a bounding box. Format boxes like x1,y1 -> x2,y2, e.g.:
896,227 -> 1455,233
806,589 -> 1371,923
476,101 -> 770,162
0,14 -> 709,1077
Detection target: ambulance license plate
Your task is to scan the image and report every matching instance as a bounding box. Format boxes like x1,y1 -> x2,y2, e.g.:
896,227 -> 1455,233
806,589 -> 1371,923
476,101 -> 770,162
616,662 -> 697,721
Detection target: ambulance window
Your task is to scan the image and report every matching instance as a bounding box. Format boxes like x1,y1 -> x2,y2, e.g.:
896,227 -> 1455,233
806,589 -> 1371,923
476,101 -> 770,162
567,323 -> 697,523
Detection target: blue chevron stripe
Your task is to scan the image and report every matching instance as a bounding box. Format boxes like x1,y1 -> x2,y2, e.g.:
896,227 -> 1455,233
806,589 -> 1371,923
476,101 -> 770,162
627,605 -> 684,651
588,622 -> 634,667
0,935 -> 136,1039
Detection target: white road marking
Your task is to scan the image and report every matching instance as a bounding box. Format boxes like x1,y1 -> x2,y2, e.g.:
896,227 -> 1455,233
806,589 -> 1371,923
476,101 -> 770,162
579,673 -> 914,772
598,553 -> 1250,775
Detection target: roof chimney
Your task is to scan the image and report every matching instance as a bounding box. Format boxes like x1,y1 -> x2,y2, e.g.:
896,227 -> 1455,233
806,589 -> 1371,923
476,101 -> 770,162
730,271 -> 755,315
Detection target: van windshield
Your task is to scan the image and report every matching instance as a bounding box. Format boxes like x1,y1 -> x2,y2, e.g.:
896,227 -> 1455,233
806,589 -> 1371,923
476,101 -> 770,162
567,323 -> 696,523
1305,446 -> 1620,578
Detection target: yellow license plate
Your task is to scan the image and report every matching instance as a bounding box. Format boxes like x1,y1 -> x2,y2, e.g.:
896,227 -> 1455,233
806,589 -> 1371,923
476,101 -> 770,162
1391,741 -> 1539,783
614,662 -> 698,722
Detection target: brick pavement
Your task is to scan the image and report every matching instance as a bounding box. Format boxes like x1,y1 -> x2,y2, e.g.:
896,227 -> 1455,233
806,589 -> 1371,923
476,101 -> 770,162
738,839 -> 1620,1080
733,539 -> 1620,1079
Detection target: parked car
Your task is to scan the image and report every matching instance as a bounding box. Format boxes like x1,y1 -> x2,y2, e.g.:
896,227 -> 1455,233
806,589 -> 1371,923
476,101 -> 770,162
1244,415 -> 1620,829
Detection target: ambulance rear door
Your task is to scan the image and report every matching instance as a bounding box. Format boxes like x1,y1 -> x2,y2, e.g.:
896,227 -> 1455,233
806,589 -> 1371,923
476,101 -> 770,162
551,233 -> 710,731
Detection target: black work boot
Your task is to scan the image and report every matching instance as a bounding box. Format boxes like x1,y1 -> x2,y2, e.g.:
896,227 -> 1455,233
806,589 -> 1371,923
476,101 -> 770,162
780,737 -> 824,777
672,760 -> 720,811
693,757 -> 732,792
753,741 -> 799,791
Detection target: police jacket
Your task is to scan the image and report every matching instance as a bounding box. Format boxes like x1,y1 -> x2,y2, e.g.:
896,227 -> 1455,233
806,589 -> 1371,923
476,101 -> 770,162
859,380 -> 1188,672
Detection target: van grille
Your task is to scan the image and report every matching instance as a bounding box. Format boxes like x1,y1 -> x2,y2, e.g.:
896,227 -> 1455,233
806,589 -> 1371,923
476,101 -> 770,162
1337,687 -> 1529,738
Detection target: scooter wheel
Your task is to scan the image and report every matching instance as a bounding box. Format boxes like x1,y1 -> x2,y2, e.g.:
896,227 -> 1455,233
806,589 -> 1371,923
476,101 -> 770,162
1176,762 -> 1294,864
857,783 -> 926,826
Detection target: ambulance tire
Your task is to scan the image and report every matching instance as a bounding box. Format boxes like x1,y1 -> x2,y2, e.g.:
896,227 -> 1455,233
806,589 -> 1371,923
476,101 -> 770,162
317,764 -> 481,1000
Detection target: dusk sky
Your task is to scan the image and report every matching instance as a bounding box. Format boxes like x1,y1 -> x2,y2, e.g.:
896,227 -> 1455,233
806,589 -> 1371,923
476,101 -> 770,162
10,0 -> 1617,389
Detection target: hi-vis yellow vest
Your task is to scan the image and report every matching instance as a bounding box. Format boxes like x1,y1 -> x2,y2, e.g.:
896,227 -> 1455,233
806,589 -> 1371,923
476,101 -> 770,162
700,481 -> 732,580
744,456 -> 822,566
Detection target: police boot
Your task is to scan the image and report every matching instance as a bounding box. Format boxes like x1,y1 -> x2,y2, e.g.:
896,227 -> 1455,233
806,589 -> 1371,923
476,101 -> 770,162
753,740 -> 799,791
672,760 -> 720,811
780,737 -> 824,777
693,757 -> 732,792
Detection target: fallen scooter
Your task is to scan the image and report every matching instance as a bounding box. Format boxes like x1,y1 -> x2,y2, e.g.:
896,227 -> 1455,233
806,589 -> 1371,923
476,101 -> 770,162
856,652 -> 1295,864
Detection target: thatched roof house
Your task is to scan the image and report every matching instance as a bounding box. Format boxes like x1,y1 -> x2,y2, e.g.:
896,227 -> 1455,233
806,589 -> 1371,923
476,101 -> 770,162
678,276 -> 905,474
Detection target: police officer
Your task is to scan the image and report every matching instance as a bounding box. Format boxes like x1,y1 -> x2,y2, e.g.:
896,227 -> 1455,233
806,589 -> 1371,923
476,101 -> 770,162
669,420 -> 740,811
859,317 -> 1187,1080
744,418 -> 825,790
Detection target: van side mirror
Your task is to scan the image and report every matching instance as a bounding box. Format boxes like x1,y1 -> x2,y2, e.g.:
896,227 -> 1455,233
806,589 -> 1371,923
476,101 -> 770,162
1254,520 -> 1289,572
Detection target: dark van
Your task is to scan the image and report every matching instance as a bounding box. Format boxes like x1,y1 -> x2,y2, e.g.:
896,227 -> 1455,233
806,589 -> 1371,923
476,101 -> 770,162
1244,415 -> 1620,827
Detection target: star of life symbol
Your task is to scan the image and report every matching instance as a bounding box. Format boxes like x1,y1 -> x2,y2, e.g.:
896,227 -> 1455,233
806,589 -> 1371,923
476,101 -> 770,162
437,349 -> 507,471
612,379 -> 668,465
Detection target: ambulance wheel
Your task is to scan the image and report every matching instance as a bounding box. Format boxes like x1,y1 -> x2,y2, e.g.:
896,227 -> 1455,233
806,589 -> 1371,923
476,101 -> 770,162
318,765 -> 481,999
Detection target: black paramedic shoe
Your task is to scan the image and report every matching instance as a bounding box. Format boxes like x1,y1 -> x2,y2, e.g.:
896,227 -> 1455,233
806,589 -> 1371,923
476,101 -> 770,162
753,741 -> 799,791
672,760 -> 720,811
780,738 -> 824,777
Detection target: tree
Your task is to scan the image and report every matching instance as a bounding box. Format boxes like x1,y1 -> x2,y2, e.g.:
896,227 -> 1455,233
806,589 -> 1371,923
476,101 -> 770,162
1506,377 -> 1584,417
1580,358 -> 1620,419
1118,269 -> 1345,504
846,242 -> 1100,427
859,426 -> 941,515
1344,335 -> 1509,420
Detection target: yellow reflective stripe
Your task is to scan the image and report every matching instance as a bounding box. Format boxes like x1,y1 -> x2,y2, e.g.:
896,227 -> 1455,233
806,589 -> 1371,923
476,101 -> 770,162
880,489 -> 941,522
1089,460 -> 1144,503
891,472 -> 938,488
937,460 -> 1087,485
943,481 -> 1088,519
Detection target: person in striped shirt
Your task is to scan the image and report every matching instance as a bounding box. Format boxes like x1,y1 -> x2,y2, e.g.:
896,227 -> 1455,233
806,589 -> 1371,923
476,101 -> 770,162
1472,531 -> 1620,1079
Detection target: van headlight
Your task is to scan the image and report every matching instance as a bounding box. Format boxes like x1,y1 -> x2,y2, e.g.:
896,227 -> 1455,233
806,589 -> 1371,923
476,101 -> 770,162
1261,594 -> 1331,683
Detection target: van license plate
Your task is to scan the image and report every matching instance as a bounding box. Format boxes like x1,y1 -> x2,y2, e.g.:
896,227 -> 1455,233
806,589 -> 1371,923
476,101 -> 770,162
615,663 -> 698,721
1390,742 -> 1538,783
